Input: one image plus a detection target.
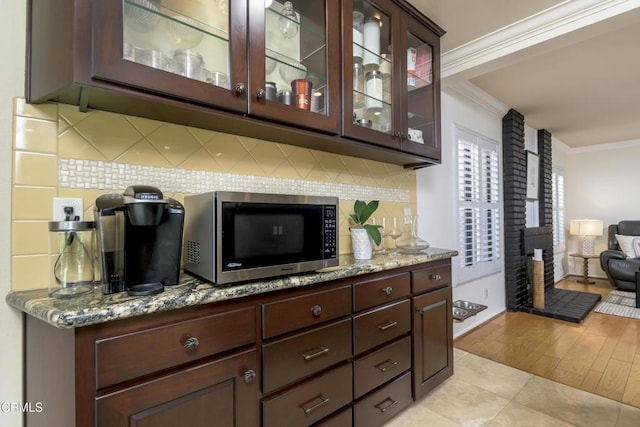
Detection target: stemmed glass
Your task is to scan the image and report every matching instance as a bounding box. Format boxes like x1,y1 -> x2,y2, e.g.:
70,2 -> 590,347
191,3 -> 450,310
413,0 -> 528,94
370,217 -> 387,255
384,216 -> 403,256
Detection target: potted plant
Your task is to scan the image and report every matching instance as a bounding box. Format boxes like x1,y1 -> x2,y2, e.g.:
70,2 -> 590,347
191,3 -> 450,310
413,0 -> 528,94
350,200 -> 382,260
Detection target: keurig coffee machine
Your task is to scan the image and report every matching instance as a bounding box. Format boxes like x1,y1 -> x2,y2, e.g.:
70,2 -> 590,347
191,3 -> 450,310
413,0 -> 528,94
94,185 -> 184,295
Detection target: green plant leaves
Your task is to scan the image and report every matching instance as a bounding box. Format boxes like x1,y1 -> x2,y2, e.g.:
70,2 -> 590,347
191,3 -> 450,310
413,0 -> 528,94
364,224 -> 382,246
353,200 -> 378,225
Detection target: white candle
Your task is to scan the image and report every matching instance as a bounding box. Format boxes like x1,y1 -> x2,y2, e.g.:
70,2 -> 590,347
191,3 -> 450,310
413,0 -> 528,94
534,248 -> 542,261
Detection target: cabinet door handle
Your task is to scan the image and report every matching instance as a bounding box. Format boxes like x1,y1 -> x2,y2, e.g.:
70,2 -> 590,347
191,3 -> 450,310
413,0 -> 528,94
311,304 -> 322,317
243,369 -> 256,383
431,274 -> 442,280
382,286 -> 393,295
234,83 -> 246,96
374,358 -> 398,373
301,394 -> 330,414
300,346 -> 329,361
183,336 -> 199,353
374,397 -> 398,413
377,321 -> 398,331
256,88 -> 266,99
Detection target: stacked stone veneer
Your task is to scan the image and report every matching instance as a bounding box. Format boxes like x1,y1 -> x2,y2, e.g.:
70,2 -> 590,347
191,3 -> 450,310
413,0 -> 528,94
502,109 -> 554,311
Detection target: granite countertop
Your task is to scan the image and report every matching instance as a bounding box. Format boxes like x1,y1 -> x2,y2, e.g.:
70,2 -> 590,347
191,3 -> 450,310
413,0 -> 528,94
6,248 -> 457,329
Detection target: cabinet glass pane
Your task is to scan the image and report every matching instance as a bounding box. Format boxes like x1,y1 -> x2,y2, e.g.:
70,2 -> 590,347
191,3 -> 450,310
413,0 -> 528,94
265,1 -> 328,114
406,31 -> 434,145
122,0 -> 231,88
352,1 -> 391,133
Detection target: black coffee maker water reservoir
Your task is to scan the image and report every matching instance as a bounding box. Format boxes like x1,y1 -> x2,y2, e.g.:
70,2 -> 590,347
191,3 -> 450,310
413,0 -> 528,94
94,185 -> 184,295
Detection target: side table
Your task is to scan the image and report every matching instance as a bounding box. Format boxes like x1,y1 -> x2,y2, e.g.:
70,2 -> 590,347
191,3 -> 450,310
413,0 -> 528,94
569,253 -> 599,284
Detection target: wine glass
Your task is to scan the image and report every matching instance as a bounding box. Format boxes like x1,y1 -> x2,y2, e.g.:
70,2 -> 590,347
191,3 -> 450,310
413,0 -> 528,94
384,216 -> 403,256
370,217 -> 387,255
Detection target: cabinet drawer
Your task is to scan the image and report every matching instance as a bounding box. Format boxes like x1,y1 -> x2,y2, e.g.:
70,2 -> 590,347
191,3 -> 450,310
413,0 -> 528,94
353,372 -> 412,427
411,263 -> 451,294
262,285 -> 352,339
263,318 -> 352,394
353,273 -> 410,312
314,406 -> 352,427
354,336 -> 411,399
96,306 -> 255,389
263,363 -> 353,427
353,299 -> 411,355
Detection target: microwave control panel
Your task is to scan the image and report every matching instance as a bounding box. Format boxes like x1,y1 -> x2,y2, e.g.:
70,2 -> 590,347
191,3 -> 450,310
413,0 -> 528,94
323,205 -> 338,258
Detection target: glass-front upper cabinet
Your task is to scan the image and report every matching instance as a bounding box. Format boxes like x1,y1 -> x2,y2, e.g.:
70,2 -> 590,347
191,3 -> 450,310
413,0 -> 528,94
342,0 -> 399,150
342,0 -> 441,158
247,0 -> 341,134
92,0 -> 248,113
400,14 -> 440,159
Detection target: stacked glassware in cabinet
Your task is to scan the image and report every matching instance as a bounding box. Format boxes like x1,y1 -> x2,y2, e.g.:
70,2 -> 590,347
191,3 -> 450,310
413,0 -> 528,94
352,2 -> 392,134
264,1 -> 329,115
122,0 -> 232,89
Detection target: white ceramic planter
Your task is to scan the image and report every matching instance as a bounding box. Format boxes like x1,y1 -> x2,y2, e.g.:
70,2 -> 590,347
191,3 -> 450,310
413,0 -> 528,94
351,228 -> 372,260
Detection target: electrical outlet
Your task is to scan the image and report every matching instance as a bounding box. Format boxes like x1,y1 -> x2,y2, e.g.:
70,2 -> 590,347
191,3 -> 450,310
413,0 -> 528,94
53,198 -> 84,221
404,207 -> 412,218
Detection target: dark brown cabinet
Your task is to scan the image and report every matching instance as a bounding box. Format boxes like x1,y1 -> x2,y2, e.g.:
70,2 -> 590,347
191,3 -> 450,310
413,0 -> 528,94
412,263 -> 454,399
341,0 -> 442,162
27,0 -> 443,167
24,259 -> 453,426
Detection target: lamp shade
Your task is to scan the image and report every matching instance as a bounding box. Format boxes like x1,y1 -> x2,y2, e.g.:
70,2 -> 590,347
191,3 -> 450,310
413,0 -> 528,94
569,219 -> 603,236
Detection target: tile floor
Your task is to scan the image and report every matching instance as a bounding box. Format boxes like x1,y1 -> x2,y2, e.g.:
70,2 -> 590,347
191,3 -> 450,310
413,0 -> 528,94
385,349 -> 640,426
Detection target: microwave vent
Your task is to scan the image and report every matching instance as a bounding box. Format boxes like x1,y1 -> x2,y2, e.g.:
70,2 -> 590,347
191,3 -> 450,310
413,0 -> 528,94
186,240 -> 200,265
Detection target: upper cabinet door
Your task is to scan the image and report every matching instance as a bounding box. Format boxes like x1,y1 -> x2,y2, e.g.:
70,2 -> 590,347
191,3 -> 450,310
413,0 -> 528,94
400,13 -> 440,159
91,0 -> 249,113
247,0 -> 341,134
342,0 -> 401,150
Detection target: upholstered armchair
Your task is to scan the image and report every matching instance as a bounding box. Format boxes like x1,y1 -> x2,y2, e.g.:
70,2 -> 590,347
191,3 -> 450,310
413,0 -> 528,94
600,220 -> 640,291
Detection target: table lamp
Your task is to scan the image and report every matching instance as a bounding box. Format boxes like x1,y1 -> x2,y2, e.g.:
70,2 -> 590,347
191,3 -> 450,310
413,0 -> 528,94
569,219 -> 603,255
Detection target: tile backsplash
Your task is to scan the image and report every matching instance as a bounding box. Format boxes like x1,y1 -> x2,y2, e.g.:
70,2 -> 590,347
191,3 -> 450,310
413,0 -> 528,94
11,98 -> 417,291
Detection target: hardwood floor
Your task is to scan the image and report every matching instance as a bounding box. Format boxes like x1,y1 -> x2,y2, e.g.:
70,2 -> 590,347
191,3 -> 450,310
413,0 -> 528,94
454,277 -> 640,408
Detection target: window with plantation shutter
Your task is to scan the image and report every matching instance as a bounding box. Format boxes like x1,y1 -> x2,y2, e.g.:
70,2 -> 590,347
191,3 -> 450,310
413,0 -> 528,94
455,126 -> 502,284
552,168 -> 565,251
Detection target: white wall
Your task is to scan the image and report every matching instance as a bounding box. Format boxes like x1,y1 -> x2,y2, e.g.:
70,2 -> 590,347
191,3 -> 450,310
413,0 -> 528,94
417,90 -> 506,338
1,1 -> 25,426
565,141 -> 640,278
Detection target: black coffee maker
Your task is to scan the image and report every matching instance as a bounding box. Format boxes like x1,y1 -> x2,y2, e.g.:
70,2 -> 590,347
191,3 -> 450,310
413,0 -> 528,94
94,185 -> 184,295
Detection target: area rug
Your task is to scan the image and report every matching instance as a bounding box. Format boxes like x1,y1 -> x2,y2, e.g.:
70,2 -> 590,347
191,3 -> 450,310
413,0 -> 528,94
594,290 -> 640,319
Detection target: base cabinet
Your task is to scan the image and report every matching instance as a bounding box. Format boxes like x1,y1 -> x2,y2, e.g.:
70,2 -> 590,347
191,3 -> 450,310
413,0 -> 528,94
96,349 -> 258,426
24,259 -> 453,426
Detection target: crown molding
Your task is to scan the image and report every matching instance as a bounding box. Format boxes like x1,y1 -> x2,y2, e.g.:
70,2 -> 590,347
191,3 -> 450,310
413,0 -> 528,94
441,0 -> 640,78
569,138 -> 640,154
443,80 -> 509,118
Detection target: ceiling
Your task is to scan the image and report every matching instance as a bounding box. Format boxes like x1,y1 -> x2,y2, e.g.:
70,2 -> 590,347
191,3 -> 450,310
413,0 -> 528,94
407,0 -> 640,148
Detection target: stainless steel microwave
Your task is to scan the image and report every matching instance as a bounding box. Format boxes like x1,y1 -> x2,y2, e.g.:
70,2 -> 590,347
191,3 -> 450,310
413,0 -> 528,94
183,191 -> 339,284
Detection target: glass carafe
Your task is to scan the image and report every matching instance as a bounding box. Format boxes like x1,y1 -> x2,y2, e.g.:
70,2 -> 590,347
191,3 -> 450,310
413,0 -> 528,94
48,221 -> 96,297
396,215 -> 430,253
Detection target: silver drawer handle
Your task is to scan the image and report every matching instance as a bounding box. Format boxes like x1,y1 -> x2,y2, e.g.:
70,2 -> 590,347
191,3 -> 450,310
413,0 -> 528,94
301,394 -> 330,414
377,321 -> 398,331
382,286 -> 393,295
311,304 -> 322,317
375,397 -> 398,413
300,346 -> 329,361
431,274 -> 442,280
183,336 -> 199,353
375,359 -> 398,373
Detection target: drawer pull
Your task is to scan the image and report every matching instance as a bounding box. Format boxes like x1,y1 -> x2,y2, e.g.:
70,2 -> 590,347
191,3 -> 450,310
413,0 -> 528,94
243,369 -> 256,383
374,397 -> 398,413
374,359 -> 399,373
183,336 -> 200,353
301,394 -> 330,414
311,304 -> 322,317
382,286 -> 393,296
300,346 -> 329,361
431,274 -> 442,280
377,321 -> 398,332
